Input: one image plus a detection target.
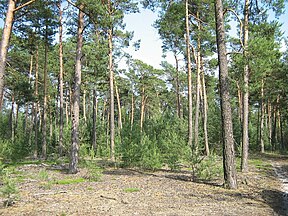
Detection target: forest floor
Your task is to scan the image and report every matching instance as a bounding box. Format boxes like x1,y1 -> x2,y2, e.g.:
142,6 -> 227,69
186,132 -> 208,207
0,153 -> 287,216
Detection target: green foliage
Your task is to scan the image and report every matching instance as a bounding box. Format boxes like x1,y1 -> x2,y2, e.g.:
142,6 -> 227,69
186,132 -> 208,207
54,178 -> 85,185
38,169 -> 49,181
0,162 -> 19,207
81,160 -> 102,182
123,187 -> 140,193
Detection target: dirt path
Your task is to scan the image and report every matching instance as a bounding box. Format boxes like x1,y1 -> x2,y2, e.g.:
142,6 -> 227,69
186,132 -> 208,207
0,155 -> 287,216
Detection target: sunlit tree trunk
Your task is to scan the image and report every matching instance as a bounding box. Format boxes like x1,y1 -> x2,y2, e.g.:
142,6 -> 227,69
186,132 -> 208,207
69,6 -> 84,174
241,0 -> 250,173
92,89 -> 97,153
42,25 -> 49,160
260,79 -> 265,153
215,0 -> 237,189
185,0 -> 193,147
174,53 -> 181,118
25,55 -> 33,132
115,83 -> 122,130
200,57 -> 209,156
34,47 -> 39,159
58,0 -> 64,156
130,92 -> 134,129
83,88 -> 87,123
0,0 -> 16,111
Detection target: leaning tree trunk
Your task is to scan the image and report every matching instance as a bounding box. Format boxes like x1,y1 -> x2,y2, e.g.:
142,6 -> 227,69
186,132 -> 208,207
241,0 -> 250,173
69,6 -> 84,174
185,0 -> 193,148
214,0 -> 237,189
0,0 -> 16,111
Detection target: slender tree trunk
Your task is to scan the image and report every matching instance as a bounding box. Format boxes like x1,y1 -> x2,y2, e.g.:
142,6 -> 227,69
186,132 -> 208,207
69,6 -> 84,174
140,87 -> 145,133
194,18 -> 201,154
200,57 -> 209,156
14,102 -> 19,136
236,81 -> 242,123
174,53 -> 181,118
34,47 -> 39,159
92,89 -> 97,153
58,0 -> 64,156
185,0 -> 193,147
267,101 -> 272,147
83,88 -> 87,123
115,83 -> 122,130
214,0 -> 237,189
260,79 -> 265,153
241,0 -> 250,173
42,25 -> 49,160
130,92 -> 134,128
65,88 -> 69,125
10,95 -> 15,143
0,0 -> 16,111
25,55 -> 33,132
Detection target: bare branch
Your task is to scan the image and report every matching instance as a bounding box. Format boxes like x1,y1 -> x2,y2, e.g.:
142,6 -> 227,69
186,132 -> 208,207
224,8 -> 244,49
14,0 -> 37,12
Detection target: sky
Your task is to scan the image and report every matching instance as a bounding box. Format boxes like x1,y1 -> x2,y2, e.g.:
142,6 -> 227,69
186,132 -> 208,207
0,2 -> 287,69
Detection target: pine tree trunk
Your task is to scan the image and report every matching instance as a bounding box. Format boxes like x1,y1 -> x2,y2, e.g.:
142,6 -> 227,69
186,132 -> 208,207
10,95 -> 15,143
236,81 -> 242,123
69,6 -> 84,174
0,0 -> 16,111
214,0 -> 237,189
34,47 -> 39,159
58,0 -> 64,156
25,55 -> 34,132
260,79 -> 265,153
115,83 -> 122,130
83,88 -> 87,123
130,92 -> 134,129
200,57 -> 209,156
185,0 -> 193,147
194,19 -> 201,154
241,0 -> 250,173
65,88 -> 69,125
174,53 -> 181,118
92,89 -> 97,153
140,87 -> 145,133
42,26 -> 49,160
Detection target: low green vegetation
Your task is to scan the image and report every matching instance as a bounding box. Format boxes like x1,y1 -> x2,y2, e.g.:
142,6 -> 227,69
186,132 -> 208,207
123,187 -> 140,193
54,178 -> 85,185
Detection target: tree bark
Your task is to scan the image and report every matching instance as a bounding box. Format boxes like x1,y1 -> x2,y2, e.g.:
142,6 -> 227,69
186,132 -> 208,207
140,87 -> 145,133
130,92 -> 134,129
115,82 -> 122,130
0,0 -> 16,111
58,0 -> 64,156
185,0 -> 193,148
83,88 -> 87,123
174,53 -> 181,118
42,25 -> 49,160
92,89 -> 97,153
69,6 -> 84,174
33,47 -> 39,159
241,0 -> 250,173
200,57 -> 209,156
260,79 -> 265,153
214,0 -> 237,189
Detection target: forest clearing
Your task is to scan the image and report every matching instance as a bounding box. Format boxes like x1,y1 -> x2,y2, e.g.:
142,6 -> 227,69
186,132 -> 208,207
0,154 -> 287,216
0,0 -> 288,215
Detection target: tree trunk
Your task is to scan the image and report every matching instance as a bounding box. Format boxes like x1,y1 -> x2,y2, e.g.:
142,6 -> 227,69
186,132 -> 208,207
194,16 -> 201,154
92,89 -> 97,153
260,79 -> 265,153
25,54 -> 34,132
200,57 -> 209,156
69,6 -> 84,174
185,0 -> 193,148
65,88 -> 69,125
130,92 -> 134,129
140,87 -> 145,133
58,0 -> 64,156
241,0 -> 250,173
83,88 -> 87,123
174,53 -> 181,118
34,47 -> 39,159
42,25 -> 49,160
214,0 -> 237,189
0,0 -> 16,111
115,82 -> 122,130
236,81 -> 242,123
10,95 -> 15,143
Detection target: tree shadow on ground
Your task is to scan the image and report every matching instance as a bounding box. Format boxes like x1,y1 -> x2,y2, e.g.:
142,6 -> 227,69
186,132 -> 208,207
261,189 -> 288,216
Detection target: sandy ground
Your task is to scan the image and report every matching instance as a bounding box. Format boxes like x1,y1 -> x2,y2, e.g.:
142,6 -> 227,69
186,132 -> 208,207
0,154 -> 287,216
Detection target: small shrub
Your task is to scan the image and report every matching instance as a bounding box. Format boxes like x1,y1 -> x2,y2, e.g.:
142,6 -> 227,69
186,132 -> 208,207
38,169 -> 49,181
